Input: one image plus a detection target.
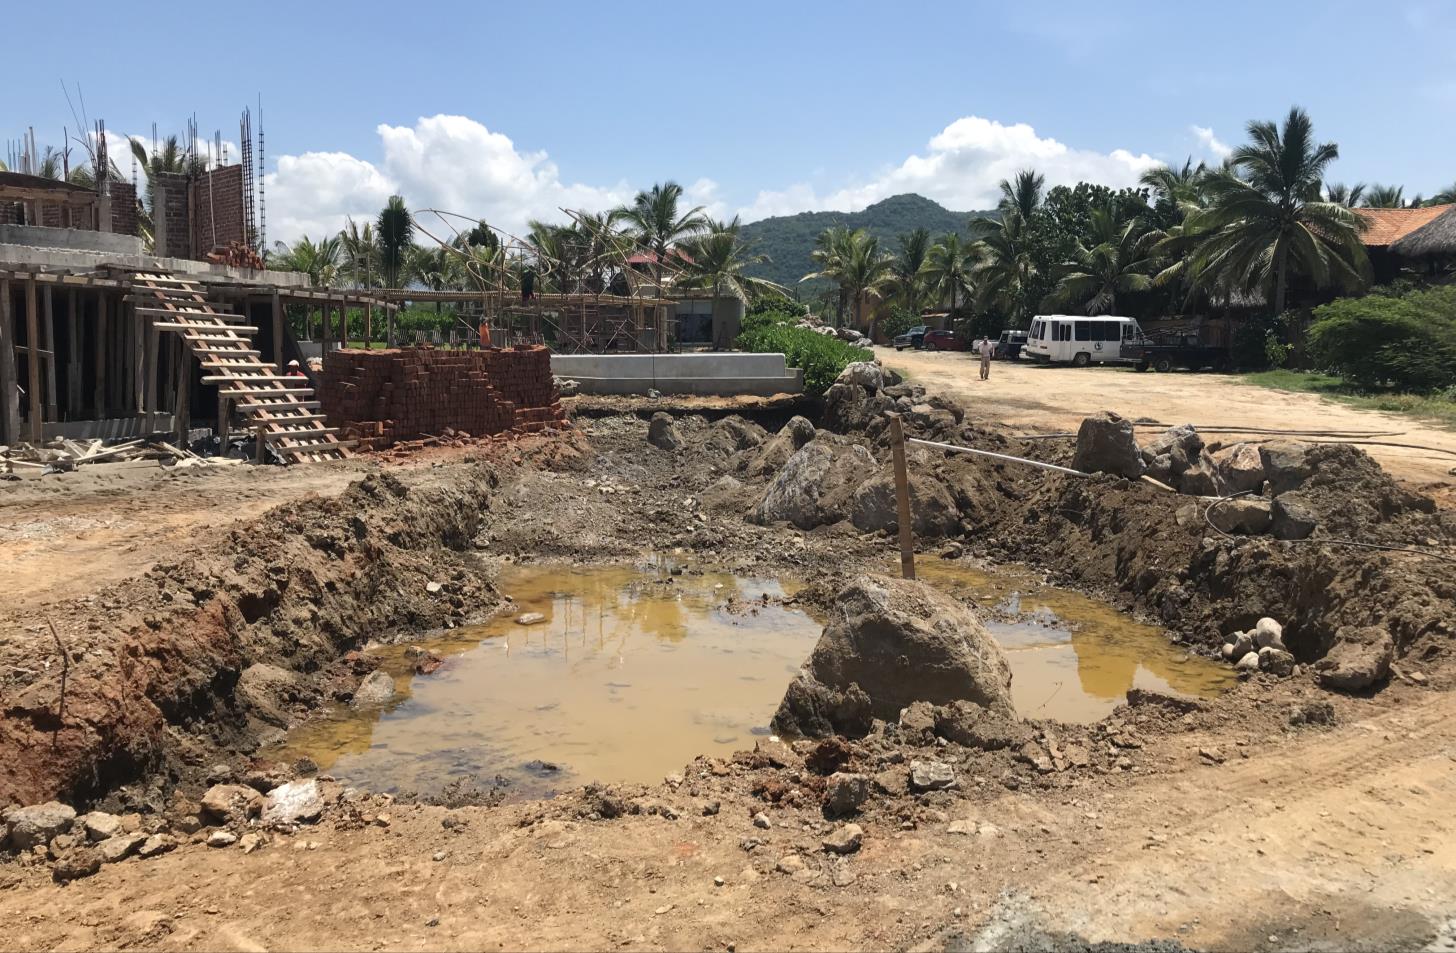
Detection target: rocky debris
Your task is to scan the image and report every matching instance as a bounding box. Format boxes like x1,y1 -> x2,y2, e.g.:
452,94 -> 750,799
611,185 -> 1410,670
1254,618 -> 1285,649
1315,626 -> 1394,692
775,854 -> 806,874
786,575 -> 1014,725
207,830 -> 239,848
909,760 -> 956,792
200,784 -> 264,824
136,834 -> 176,858
97,832 -> 147,863
897,701 -> 939,744
847,469 -> 961,539
837,362 -> 885,391
1272,492 -> 1318,540
822,824 -> 864,854
1259,647 -> 1296,677
1289,700 -> 1337,727
1222,618 -> 1293,676
1208,498 -> 1272,535
236,663 -> 309,727
1015,741 -> 1055,773
51,848 -> 101,883
804,738 -> 853,775
553,376 -> 580,397
823,773 -> 870,817
771,677 -> 874,738
1142,425 -> 1203,485
647,413 -> 685,451
4,801 -> 76,851
933,701 -> 1030,751
239,832 -> 264,854
749,439 -> 875,529
740,417 -> 815,478
1235,652 -> 1261,672
1217,443 -> 1266,494
1177,451 -> 1224,496
1260,442 -> 1312,495
262,780 -> 325,826
703,417 -> 767,457
351,670 -> 396,708
516,612 -> 547,625
1072,412 -> 1144,480
823,379 -> 899,433
78,811 -> 122,842
752,812 -> 772,830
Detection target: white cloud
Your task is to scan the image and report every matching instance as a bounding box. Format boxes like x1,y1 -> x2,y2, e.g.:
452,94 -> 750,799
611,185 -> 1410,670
682,177 -> 730,223
264,115 -> 631,245
736,116 -> 1160,221
1191,125 -> 1232,160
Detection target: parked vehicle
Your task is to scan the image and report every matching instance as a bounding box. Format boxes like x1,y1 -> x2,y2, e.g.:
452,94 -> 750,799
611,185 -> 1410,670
994,330 -> 1028,360
921,329 -> 964,351
1023,315 -> 1145,366
1125,334 -> 1231,372
893,325 -> 928,350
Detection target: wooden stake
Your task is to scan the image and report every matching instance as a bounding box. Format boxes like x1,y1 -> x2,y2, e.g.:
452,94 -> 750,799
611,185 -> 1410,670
217,395 -> 230,447
890,414 -> 915,580
254,424 -> 265,464
25,278 -> 41,442
0,279 -> 19,445
174,333 -> 190,444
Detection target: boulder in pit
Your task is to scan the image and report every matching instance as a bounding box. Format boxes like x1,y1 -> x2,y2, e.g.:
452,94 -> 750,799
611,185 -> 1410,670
1072,412 -> 1145,480
647,412 -> 684,451
749,440 -> 873,530
1315,625 -> 1393,692
845,469 -> 960,539
795,575 -> 1014,723
1207,497 -> 1272,535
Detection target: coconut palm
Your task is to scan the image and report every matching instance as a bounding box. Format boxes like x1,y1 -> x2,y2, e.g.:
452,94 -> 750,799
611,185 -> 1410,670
1323,182 -> 1367,207
920,233 -> 978,328
406,244 -> 462,316
822,229 -> 895,337
1049,207 -> 1155,314
1362,184 -> 1408,208
973,212 -> 1039,324
804,225 -> 854,325
1184,107 -> 1370,317
998,169 -> 1045,220
1140,158 -> 1209,207
891,228 -> 932,313
271,234 -> 342,286
677,217 -> 788,304
340,218 -> 378,290
617,181 -> 706,292
377,195 -> 414,291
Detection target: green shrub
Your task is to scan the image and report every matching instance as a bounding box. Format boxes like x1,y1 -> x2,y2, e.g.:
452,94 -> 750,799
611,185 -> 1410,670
1308,286 -> 1456,391
1231,312 -> 1290,370
879,305 -> 919,342
747,295 -> 808,318
736,323 -> 870,396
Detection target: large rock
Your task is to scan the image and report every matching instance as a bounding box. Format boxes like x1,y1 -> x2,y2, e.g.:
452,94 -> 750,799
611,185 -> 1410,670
262,780 -> 324,826
934,701 -> 1030,751
823,382 -> 898,433
823,773 -> 870,817
798,576 -> 1013,722
1260,442 -> 1313,495
771,676 -> 874,739
647,412 -> 684,451
78,811 -> 122,842
703,417 -> 766,457
1143,425 -> 1203,477
1207,498 -> 1272,535
351,670 -> 396,708
1217,443 -> 1266,495
740,417 -> 814,478
750,440 -> 873,530
4,801 -> 76,850
846,470 -> 960,539
1272,492 -> 1318,540
1177,451 -> 1225,496
199,784 -> 264,824
1315,626 -> 1393,692
236,663 -> 306,726
1072,412 -> 1144,480
836,362 -> 885,391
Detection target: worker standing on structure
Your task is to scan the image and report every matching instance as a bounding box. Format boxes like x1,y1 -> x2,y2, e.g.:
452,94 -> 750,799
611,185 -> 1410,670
478,320 -> 491,349
521,268 -> 537,305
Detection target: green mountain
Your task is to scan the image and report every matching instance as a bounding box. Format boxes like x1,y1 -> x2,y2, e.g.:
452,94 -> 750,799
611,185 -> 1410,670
738,193 -> 996,291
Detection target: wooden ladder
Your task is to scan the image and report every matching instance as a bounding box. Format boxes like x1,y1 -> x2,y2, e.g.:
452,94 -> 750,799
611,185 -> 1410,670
128,271 -> 349,464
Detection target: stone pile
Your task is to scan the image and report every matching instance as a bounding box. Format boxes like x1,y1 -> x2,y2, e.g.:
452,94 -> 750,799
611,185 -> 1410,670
1219,617 -> 1297,677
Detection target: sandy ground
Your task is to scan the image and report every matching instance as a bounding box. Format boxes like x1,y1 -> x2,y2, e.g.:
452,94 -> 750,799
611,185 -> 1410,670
1,685 -> 1451,952
875,346 -> 1456,487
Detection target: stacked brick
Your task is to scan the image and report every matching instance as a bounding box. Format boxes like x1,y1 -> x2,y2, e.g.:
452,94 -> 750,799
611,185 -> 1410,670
318,345 -> 566,451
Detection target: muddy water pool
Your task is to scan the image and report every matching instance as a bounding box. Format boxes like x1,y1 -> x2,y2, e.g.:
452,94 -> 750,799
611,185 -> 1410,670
274,559 -> 1232,796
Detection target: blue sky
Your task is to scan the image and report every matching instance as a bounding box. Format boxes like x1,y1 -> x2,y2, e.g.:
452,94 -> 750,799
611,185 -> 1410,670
5,0 -> 1453,242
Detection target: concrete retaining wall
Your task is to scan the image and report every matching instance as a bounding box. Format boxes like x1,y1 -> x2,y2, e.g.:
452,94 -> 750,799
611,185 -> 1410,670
550,352 -> 803,396
0,224 -> 143,255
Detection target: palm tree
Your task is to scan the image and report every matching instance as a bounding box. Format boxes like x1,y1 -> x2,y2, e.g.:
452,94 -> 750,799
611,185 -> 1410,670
973,212 -> 1038,324
1140,159 -> 1208,207
892,228 -> 932,313
920,233 -> 977,329
677,217 -> 788,303
1185,107 -> 1370,318
617,181 -> 706,289
804,225 -> 854,325
1361,184 -> 1408,208
1050,207 -> 1155,314
340,218 -> 378,290
406,244 -> 462,317
809,229 -> 894,337
1430,184 -> 1456,206
1323,182 -> 1366,207
998,170 -> 1045,220
377,195 -> 414,291
272,235 -> 342,286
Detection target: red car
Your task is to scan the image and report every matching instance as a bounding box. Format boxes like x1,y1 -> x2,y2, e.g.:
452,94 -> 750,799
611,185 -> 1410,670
920,329 -> 965,351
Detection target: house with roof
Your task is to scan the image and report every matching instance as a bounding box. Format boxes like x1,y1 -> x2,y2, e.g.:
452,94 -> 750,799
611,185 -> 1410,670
1356,204 -> 1456,282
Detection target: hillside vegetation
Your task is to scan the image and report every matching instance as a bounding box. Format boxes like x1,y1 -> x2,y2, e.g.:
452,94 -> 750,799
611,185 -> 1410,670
739,194 -> 993,289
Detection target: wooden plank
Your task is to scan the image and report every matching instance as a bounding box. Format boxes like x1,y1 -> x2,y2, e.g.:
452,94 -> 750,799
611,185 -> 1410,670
153,323 -> 259,333
236,400 -> 321,412
202,373 -> 294,383
0,279 -> 19,445
158,332 -> 255,342
890,414 -> 915,580
25,278 -> 41,442
200,360 -> 274,370
263,427 -> 341,441
220,386 -> 314,396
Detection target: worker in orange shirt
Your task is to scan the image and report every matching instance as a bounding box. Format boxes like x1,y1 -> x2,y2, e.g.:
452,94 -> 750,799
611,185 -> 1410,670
478,320 -> 492,348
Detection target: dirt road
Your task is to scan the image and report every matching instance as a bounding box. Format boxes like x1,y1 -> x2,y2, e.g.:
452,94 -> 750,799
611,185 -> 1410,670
876,346 -> 1456,486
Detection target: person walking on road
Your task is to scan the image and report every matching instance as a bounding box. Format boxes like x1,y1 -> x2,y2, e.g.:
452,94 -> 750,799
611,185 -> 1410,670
978,336 -> 994,381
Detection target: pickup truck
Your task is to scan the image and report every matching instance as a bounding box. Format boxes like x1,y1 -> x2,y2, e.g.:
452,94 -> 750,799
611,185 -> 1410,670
1125,337 -> 1231,373
893,326 -> 928,350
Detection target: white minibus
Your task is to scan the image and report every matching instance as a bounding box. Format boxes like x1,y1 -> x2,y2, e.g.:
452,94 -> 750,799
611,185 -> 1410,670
1023,315 -> 1145,366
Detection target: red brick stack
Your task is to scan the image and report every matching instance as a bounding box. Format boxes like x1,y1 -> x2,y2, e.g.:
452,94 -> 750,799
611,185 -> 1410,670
318,345 -> 565,451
